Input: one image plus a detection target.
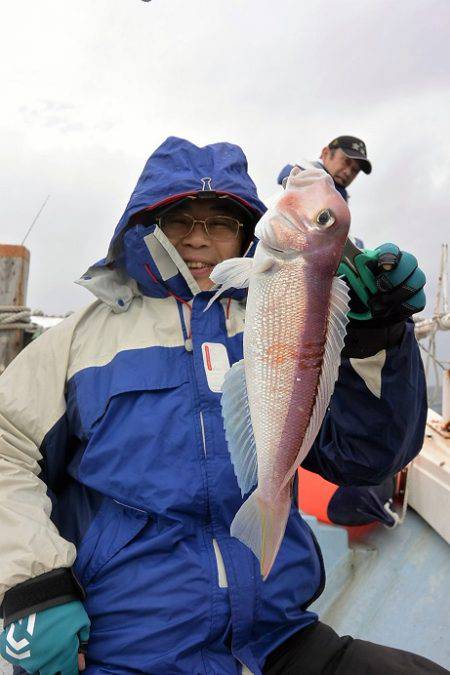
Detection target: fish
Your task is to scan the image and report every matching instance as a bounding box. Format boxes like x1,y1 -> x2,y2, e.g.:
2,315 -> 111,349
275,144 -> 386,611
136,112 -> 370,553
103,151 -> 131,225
209,166 -> 351,578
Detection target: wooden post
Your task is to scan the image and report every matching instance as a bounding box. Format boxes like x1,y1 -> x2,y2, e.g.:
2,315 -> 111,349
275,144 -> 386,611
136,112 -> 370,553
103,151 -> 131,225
0,245 -> 30,372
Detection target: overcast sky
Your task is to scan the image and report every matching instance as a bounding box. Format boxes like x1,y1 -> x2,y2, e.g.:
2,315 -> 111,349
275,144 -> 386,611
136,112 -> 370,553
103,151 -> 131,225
1,0 -> 449,322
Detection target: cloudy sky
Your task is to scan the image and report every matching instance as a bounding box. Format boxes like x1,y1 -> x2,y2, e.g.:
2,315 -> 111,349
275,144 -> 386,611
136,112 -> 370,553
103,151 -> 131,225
1,0 -> 449,322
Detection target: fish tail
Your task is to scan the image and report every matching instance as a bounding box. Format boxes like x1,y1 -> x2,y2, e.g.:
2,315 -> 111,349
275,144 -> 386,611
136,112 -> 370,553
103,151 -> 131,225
230,488 -> 291,580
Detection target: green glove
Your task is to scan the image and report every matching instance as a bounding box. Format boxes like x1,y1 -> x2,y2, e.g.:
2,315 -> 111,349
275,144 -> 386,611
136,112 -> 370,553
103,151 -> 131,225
338,242 -> 426,322
0,600 -> 90,674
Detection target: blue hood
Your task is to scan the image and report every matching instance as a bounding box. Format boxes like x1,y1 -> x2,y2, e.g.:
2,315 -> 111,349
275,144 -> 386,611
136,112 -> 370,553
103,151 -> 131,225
112,136 -> 266,250
78,137 -> 266,308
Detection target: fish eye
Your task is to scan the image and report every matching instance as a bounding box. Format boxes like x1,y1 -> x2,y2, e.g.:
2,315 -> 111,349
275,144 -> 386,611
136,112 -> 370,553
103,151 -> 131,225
315,209 -> 335,227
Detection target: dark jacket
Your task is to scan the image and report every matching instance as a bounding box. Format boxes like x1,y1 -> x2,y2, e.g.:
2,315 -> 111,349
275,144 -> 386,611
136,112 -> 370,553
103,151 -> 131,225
277,161 -> 349,201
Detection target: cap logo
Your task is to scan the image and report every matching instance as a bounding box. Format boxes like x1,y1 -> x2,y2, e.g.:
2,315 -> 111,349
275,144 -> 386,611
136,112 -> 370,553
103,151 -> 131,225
200,177 -> 212,191
351,141 -> 366,156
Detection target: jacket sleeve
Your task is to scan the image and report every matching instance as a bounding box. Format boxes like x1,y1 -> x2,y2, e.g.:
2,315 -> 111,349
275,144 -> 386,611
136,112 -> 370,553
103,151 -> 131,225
0,318 -> 78,605
302,322 -> 427,486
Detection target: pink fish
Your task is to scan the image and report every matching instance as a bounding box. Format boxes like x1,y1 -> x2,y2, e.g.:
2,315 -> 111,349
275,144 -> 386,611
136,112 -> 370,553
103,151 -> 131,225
210,166 -> 351,578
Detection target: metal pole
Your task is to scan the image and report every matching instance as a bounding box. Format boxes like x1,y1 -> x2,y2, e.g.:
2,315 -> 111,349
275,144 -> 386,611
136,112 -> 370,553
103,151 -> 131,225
21,195 -> 50,246
442,244 -> 448,314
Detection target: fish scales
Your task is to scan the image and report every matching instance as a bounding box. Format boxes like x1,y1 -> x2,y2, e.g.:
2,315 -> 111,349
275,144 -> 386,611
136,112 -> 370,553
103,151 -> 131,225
245,257 -> 333,497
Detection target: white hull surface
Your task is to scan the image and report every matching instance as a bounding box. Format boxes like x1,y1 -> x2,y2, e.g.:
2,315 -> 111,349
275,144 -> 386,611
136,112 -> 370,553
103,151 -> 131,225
407,408 -> 450,544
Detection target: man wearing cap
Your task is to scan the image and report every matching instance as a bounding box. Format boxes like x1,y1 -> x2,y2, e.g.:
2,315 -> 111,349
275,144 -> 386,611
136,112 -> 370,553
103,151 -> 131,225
277,135 -> 372,202
0,137 -> 440,675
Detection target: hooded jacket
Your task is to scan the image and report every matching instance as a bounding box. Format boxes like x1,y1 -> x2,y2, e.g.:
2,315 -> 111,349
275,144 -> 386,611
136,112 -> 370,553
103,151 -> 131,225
0,137 -> 426,674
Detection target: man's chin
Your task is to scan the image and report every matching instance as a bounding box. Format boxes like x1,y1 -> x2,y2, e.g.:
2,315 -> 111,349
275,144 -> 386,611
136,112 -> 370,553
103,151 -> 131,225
198,281 -> 215,291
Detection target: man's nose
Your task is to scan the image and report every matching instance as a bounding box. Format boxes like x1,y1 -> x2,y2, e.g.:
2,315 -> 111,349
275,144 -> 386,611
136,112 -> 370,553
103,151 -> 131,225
182,222 -> 209,246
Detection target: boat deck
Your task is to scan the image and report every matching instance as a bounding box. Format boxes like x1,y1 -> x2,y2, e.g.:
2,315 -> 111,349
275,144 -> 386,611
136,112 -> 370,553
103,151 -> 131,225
308,507 -> 450,669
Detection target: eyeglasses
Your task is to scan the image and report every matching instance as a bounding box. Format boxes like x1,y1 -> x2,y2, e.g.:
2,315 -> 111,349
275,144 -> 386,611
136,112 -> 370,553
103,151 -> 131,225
157,213 -> 244,243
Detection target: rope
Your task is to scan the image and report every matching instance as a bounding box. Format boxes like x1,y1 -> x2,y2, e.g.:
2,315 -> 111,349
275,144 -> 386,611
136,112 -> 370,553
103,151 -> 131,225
414,313 -> 450,340
418,343 -> 450,370
0,306 -> 33,330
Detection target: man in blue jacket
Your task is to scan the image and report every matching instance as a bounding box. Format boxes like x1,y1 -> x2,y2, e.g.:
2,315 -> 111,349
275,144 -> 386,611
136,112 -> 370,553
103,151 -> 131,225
277,135 -> 372,203
0,137 -> 443,674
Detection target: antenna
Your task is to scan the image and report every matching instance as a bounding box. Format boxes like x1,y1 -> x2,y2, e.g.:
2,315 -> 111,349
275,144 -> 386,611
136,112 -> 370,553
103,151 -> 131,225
21,195 -> 51,246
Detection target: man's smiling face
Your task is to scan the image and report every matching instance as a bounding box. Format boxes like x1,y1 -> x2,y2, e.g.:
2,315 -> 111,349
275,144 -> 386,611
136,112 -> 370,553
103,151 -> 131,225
158,198 -> 246,290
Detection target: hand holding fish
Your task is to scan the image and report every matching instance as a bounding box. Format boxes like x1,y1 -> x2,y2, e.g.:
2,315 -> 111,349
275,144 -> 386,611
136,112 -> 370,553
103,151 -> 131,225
209,166 -> 351,578
338,242 -> 426,322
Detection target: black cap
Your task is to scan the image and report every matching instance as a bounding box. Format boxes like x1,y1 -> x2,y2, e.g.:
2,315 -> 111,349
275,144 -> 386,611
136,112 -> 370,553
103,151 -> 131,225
328,136 -> 372,174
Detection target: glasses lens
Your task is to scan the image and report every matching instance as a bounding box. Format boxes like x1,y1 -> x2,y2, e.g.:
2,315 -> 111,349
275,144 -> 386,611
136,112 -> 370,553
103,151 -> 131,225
205,216 -> 240,241
160,215 -> 193,240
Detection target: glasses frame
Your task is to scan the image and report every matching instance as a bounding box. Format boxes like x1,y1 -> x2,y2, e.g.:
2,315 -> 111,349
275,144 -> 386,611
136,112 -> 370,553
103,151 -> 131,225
157,212 -> 244,242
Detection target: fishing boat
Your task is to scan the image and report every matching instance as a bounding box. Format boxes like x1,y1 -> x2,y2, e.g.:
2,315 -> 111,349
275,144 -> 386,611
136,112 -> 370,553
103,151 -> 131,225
0,243 -> 449,672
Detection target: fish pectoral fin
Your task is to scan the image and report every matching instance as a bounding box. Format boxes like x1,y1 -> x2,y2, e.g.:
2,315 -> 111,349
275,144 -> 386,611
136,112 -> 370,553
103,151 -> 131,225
204,258 -> 253,311
210,257 -> 253,288
221,359 -> 258,496
253,255 -> 275,274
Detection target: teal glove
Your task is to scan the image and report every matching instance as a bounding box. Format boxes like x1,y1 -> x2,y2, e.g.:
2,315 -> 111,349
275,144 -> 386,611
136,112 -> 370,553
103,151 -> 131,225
338,242 -> 426,322
0,600 -> 90,674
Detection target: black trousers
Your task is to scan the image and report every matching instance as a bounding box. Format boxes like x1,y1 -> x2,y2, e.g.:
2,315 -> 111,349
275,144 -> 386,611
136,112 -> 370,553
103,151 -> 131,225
264,622 -> 449,675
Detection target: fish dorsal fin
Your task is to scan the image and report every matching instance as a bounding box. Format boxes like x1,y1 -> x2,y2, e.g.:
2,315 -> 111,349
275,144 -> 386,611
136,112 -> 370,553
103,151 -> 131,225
221,359 -> 258,496
282,276 -> 350,489
204,258 -> 253,310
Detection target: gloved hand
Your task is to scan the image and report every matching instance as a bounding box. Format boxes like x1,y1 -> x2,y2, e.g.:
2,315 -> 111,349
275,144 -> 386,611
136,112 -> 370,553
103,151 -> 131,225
338,242 -> 426,322
0,600 -> 90,675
